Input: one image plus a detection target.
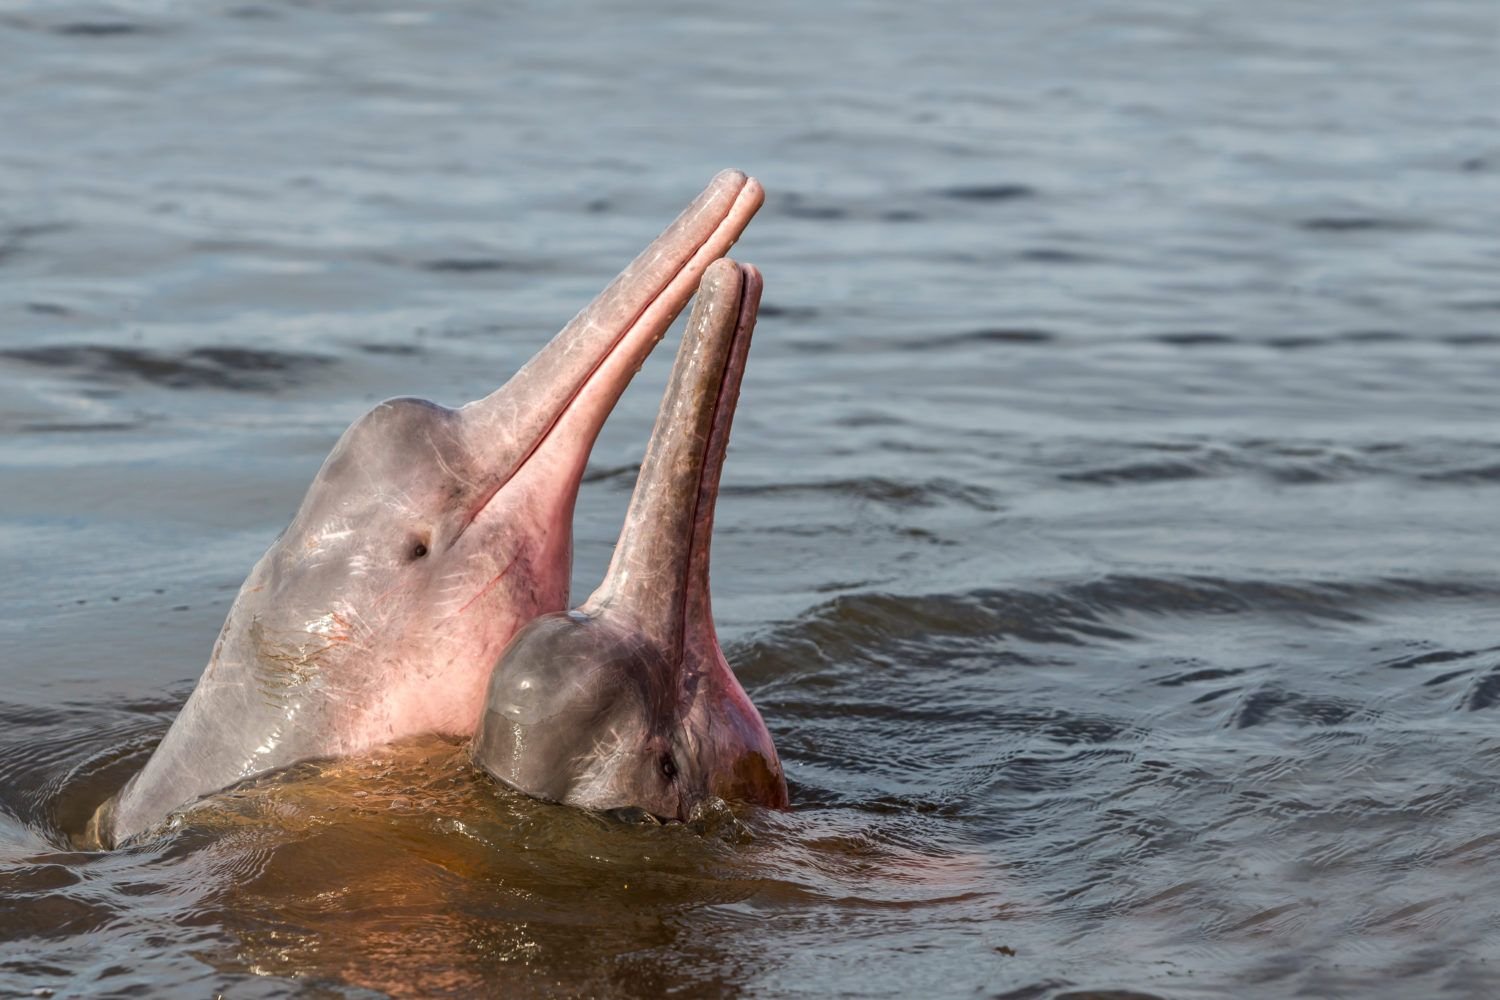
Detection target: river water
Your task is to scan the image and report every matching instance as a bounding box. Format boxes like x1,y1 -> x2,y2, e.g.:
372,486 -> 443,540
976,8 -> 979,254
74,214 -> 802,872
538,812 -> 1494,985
2,1 -> 1499,996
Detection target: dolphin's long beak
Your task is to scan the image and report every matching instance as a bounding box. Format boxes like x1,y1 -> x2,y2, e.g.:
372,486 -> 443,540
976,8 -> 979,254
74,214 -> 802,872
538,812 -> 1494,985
459,170 -> 764,518
588,257 -> 762,655
468,259 -> 779,817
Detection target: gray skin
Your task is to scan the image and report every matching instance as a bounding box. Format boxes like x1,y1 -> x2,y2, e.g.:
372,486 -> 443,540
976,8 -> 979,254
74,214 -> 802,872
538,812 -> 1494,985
90,171 -> 765,847
473,258 -> 789,821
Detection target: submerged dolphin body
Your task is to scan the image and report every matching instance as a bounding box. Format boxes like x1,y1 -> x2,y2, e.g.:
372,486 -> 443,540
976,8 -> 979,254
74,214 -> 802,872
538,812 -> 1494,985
473,258 -> 788,820
92,172 -> 765,847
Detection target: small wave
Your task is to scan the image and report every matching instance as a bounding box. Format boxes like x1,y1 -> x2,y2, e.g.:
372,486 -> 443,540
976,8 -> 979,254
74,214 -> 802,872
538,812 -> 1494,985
1017,248 -> 1101,265
581,462 -> 639,485
1225,684 -> 1358,729
774,184 -> 1039,225
1265,335 -> 1323,350
1156,665 -> 1249,688
51,22 -> 149,37
0,14 -> 162,38
929,327 -> 1055,347
1051,438 -> 1500,487
842,327 -> 1058,353
1449,299 -> 1500,313
358,342 -> 424,356
1421,464 -> 1500,484
724,476 -> 1002,512
756,304 -> 820,321
1382,645 -> 1500,671
1461,669 -> 1500,711
1060,459 -> 1211,485
933,183 -> 1036,202
1153,331 -> 1238,346
736,575 -> 1500,683
1145,329 -> 1500,351
420,258 -> 514,274
777,194 -> 847,221
0,223 -> 70,267
1337,329 -> 1408,344
1299,216 -> 1421,233
16,421 -> 139,434
0,696 -> 181,842
0,345 -> 335,393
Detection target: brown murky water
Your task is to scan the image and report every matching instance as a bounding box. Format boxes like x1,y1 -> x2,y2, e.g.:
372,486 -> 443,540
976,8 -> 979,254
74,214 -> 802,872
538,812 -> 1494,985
2,0 -> 1500,996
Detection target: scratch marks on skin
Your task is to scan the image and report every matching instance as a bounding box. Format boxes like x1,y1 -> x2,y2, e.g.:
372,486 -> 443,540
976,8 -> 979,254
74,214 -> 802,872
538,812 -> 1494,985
355,456 -> 418,514
249,608 -> 359,708
431,546 -> 494,613
426,429 -> 479,495
204,610 -> 235,679
299,514 -> 359,573
457,553 -> 521,616
312,605 -> 375,645
568,724 -> 638,809
309,527 -> 354,548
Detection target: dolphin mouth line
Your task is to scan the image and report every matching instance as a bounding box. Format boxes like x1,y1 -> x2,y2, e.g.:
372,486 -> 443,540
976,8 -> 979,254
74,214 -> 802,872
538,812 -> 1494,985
455,176 -> 762,541
672,265 -> 758,655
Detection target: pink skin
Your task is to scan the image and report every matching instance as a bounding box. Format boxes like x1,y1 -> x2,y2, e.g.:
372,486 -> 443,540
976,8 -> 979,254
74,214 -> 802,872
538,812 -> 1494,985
473,260 -> 788,821
91,171 -> 765,847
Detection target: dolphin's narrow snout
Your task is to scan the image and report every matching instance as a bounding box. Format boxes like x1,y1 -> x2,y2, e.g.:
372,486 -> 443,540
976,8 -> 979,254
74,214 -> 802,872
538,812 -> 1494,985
458,171 -> 765,518
591,257 -> 763,651
474,256 -> 786,820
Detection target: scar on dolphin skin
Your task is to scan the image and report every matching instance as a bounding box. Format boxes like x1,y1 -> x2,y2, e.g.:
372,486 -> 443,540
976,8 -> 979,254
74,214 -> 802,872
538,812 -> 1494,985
457,554 -> 523,616
247,613 -> 353,706
87,171 -> 767,849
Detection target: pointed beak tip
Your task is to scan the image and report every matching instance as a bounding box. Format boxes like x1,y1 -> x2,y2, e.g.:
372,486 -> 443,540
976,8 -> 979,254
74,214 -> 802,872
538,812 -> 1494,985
742,176 -> 765,211
739,262 -> 764,295
702,256 -> 742,288
710,169 -> 764,213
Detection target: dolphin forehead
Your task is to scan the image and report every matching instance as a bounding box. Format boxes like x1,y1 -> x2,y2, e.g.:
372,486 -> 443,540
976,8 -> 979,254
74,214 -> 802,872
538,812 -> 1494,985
473,612 -> 676,805
289,398 -> 474,535
478,613 -> 671,734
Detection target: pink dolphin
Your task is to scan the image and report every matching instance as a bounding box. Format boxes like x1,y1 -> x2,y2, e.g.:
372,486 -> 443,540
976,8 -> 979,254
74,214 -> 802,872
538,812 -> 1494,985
92,171 -> 764,846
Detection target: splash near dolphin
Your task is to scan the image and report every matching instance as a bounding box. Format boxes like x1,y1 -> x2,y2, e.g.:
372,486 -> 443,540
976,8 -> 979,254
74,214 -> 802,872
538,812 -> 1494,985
89,171 -> 765,847
473,257 -> 788,820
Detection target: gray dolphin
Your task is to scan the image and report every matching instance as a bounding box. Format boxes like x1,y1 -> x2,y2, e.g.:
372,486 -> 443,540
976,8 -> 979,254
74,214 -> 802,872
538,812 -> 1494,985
472,258 -> 788,820
91,171 -> 765,847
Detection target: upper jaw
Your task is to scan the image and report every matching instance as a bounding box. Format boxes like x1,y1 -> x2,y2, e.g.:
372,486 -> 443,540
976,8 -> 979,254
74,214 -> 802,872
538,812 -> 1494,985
679,262 -> 761,638
586,258 -> 763,658
457,171 -> 765,531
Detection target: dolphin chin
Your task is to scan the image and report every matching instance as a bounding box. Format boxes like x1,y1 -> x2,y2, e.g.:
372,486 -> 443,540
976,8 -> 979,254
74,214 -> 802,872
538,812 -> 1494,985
473,257 -> 788,823
92,172 -> 764,848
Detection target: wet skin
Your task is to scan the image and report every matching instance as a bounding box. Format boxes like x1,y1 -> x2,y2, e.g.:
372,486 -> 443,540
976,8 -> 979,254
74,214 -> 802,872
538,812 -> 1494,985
90,172 -> 765,847
473,258 -> 789,821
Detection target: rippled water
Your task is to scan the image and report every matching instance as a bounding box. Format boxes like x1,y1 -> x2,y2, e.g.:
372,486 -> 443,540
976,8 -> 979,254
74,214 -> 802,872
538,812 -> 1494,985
3,0 -> 1499,996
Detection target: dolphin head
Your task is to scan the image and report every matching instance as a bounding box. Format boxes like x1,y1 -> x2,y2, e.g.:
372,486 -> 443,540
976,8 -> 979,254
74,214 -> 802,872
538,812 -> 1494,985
224,172 -> 767,745
473,259 -> 789,821
100,172 -> 764,845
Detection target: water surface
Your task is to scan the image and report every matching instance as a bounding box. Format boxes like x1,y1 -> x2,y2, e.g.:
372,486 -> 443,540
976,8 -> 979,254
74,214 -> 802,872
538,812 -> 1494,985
2,0 -> 1499,996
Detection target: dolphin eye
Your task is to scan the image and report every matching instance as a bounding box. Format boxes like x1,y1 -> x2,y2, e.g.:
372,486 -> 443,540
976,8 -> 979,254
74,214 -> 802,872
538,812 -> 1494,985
659,753 -> 677,781
410,541 -> 429,559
